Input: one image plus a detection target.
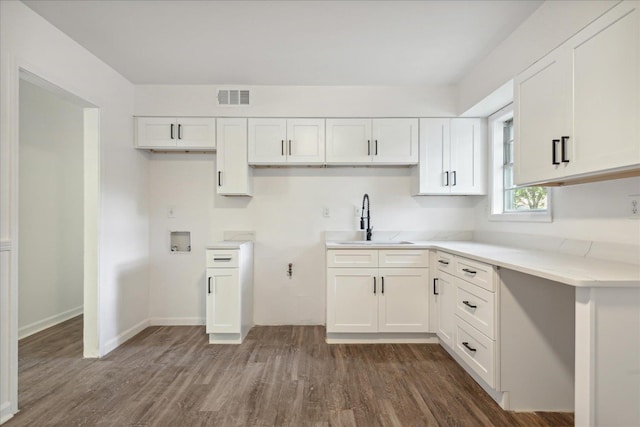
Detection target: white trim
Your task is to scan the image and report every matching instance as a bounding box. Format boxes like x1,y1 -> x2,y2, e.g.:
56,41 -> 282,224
0,241 -> 10,252
148,317 -> 205,326
18,306 -> 83,340
487,104 -> 552,223
101,319 -> 149,356
326,333 -> 438,344
0,401 -> 14,424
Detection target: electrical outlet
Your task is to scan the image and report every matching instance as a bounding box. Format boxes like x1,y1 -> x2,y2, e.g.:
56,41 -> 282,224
167,205 -> 176,218
323,207 -> 331,218
630,195 -> 640,219
354,206 -> 362,218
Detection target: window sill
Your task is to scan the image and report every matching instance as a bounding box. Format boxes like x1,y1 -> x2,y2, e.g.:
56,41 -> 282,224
489,211 -> 552,223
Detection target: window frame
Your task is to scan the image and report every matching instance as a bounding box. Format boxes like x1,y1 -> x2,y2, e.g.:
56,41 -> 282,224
488,104 -> 552,222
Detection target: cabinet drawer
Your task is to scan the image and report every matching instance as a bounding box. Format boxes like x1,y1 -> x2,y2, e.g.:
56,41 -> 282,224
455,279 -> 495,339
378,249 -> 428,268
455,257 -> 495,292
454,317 -> 495,388
206,249 -> 239,268
436,251 -> 455,274
327,250 -> 378,268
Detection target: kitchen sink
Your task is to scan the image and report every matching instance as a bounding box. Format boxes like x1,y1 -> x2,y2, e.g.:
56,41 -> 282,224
335,241 -> 415,245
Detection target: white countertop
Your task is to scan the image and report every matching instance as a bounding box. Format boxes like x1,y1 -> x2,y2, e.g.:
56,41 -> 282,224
325,240 -> 640,288
206,241 -> 252,250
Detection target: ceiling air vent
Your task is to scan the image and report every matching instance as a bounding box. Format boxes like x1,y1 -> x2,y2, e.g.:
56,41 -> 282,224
217,89 -> 250,106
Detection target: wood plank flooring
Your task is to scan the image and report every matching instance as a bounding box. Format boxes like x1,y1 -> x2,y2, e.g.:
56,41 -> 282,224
6,316 -> 574,426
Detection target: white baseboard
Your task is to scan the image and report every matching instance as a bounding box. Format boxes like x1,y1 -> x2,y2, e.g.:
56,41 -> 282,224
18,305 -> 83,340
0,401 -> 14,425
149,317 -> 205,326
101,318 -> 149,357
326,332 -> 438,344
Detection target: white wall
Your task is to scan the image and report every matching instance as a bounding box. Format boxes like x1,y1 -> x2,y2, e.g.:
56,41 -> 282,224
457,0 -> 617,115
1,1 -> 149,421
18,80 -> 84,338
140,84 -> 476,325
475,177 -> 640,247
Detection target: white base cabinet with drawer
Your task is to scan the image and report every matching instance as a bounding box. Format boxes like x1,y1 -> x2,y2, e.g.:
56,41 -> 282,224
326,249 -> 430,341
205,242 -> 254,344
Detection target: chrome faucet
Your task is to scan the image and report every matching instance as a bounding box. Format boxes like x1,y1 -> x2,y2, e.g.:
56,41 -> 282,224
360,193 -> 372,241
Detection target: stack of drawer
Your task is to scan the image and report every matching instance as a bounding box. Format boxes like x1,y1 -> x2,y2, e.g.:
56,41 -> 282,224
451,255 -> 497,388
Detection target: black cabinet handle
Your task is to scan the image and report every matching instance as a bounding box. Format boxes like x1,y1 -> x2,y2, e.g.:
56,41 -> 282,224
218,171 -> 222,187
433,278 -> 439,295
375,139 -> 378,155
208,277 -> 212,294
281,140 -> 284,156
438,260 -> 449,265
373,276 -> 376,294
462,268 -> 477,275
213,257 -> 232,261
178,124 -> 182,140
552,139 -> 560,165
444,171 -> 449,186
462,342 -> 476,352
463,300 -> 477,309
170,123 -> 175,140
561,136 -> 570,163
452,171 -> 457,186
381,276 -> 385,294
288,140 -> 292,156
367,140 -> 371,156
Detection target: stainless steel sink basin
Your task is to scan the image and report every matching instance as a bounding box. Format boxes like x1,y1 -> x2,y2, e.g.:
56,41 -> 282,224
335,241 -> 415,245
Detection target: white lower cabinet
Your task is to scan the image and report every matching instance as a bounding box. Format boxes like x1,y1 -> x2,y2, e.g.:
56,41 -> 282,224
434,270 -> 456,348
326,249 -> 429,334
205,242 -> 254,344
454,317 -> 496,388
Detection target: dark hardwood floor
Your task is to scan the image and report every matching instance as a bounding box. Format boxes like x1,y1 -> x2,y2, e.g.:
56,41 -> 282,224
6,316 -> 574,426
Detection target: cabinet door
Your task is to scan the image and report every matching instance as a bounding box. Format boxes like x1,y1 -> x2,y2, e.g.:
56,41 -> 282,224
135,117 -> 177,148
450,118 -> 486,195
248,118 -> 287,164
569,1 -> 640,175
435,271 -> 456,349
514,49 -> 571,185
378,268 -> 428,333
216,118 -> 252,196
325,119 -> 372,164
326,268 -> 378,333
415,118 -> 451,194
372,119 -> 419,165
176,118 -> 216,149
286,119 -> 325,164
206,268 -> 240,334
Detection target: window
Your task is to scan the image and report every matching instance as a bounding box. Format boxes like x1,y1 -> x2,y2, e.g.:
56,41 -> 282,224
488,104 -> 551,222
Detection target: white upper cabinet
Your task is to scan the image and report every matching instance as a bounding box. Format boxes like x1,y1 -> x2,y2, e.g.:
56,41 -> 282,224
216,118 -> 252,196
515,0 -> 640,186
326,118 -> 418,165
135,117 -> 216,150
248,118 -> 325,165
413,118 -> 486,195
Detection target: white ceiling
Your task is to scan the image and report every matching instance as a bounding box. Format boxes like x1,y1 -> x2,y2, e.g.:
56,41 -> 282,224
23,0 -> 542,86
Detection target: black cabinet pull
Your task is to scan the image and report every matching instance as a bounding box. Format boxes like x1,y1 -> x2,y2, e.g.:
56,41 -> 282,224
433,278 -> 439,295
462,268 -> 476,275
213,257 -> 232,261
552,139 -> 560,165
207,277 -> 212,294
218,171 -> 222,187
281,140 -> 284,156
288,140 -> 292,156
561,136 -> 570,163
438,260 -> 449,265
444,171 -> 449,186
452,171 -> 457,186
373,276 -> 376,294
367,140 -> 371,156
381,276 -> 385,294
170,123 -> 175,140
463,300 -> 477,309
462,342 -> 476,352
375,140 -> 378,155
178,124 -> 182,140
